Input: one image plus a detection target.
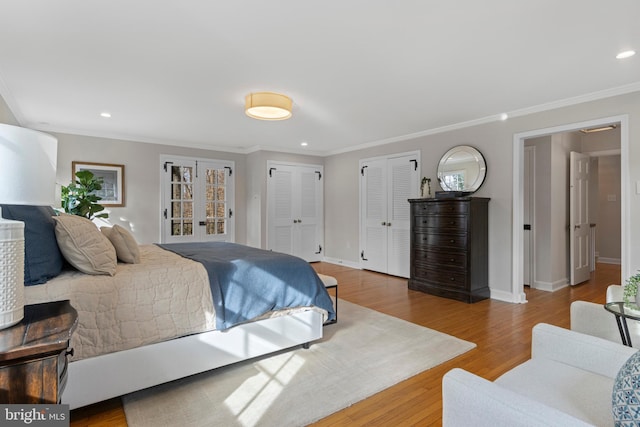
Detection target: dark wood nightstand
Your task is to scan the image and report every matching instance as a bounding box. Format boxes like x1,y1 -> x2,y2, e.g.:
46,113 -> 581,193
0,300 -> 78,404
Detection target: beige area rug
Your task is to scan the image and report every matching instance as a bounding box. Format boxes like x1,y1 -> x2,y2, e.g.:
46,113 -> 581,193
123,300 -> 475,427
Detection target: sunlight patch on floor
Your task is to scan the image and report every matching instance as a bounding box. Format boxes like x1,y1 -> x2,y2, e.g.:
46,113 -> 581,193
223,352 -> 306,427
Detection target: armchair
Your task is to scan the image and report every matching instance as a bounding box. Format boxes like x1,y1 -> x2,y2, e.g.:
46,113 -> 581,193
442,323 -> 637,426
570,285 -> 640,348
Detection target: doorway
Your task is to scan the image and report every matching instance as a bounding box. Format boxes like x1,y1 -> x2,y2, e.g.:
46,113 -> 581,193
512,115 -> 629,303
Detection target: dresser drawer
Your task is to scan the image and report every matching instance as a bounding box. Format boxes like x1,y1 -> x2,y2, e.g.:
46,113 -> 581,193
413,215 -> 467,231
417,268 -> 468,290
411,201 -> 469,216
414,232 -> 467,249
413,249 -> 467,269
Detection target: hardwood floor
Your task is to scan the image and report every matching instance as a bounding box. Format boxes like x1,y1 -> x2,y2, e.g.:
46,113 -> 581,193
70,262 -> 621,427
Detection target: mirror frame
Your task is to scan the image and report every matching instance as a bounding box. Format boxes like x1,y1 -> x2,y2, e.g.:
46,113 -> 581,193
437,145 -> 487,193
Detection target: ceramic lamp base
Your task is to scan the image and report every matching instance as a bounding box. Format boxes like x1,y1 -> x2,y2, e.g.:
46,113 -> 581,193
0,216 -> 25,330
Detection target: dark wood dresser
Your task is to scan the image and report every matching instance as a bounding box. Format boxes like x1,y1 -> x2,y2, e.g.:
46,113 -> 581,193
408,197 -> 490,303
0,300 -> 78,404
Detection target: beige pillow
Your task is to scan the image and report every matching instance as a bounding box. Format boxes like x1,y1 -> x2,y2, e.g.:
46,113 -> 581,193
101,224 -> 140,264
53,213 -> 117,276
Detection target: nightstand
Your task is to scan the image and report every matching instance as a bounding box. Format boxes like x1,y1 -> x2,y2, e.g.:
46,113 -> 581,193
0,300 -> 78,404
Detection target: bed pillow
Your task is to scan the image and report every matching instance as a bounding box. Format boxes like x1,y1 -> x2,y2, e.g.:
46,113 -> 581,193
101,225 -> 140,263
53,213 -> 117,276
0,204 -> 64,285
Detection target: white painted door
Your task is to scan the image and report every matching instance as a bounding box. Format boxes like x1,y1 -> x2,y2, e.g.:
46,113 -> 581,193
161,157 -> 235,243
523,146 -> 535,286
360,152 -> 420,278
267,162 -> 323,262
360,158 -> 388,274
570,151 -> 591,285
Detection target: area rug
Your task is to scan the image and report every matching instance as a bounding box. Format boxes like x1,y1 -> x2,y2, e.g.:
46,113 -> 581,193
123,300 -> 475,427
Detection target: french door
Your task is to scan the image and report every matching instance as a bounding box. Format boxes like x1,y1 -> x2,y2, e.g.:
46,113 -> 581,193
160,156 -> 235,243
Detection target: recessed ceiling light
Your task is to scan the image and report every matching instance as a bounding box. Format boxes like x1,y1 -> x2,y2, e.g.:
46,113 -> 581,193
500,113 -> 509,121
616,50 -> 636,59
300,142 -> 308,147
100,112 -> 112,118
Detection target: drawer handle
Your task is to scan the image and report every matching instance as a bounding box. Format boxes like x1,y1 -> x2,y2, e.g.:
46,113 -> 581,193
450,277 -> 455,281
450,239 -> 455,243
450,258 -> 455,262
66,348 -> 75,358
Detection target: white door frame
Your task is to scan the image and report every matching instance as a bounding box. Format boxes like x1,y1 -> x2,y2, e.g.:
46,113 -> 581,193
511,114 -> 629,303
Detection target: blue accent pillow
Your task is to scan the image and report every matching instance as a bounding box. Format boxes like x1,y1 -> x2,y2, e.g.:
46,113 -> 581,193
613,350 -> 640,425
0,204 -> 64,285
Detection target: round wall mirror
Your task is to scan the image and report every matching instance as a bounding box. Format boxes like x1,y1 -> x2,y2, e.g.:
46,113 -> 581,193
437,145 -> 487,193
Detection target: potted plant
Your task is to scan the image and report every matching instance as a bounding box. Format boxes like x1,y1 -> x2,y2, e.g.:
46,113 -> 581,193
61,170 -> 109,220
623,272 -> 640,308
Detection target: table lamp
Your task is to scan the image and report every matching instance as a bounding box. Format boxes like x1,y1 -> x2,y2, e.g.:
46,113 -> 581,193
0,123 -> 57,329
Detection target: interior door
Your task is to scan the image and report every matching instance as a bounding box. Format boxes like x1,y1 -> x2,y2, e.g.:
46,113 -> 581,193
386,156 -> 418,277
360,159 -> 388,273
523,146 -> 535,286
267,162 -> 324,262
359,152 -> 419,277
570,151 -> 591,285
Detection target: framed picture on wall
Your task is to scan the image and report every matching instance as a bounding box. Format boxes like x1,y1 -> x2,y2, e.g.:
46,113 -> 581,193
72,161 -> 125,207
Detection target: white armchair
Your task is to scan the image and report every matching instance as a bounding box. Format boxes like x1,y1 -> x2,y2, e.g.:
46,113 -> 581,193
442,323 -> 637,426
570,285 -> 640,348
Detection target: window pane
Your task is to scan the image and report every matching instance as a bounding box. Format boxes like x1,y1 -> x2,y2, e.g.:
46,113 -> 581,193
171,220 -> 181,236
172,202 -> 181,218
206,202 -> 214,218
182,184 -> 193,200
217,170 -> 225,185
171,166 -> 181,182
183,167 -> 193,183
183,202 -> 193,218
216,203 -> 225,218
216,220 -> 225,234
172,184 -> 181,199
183,221 -> 193,235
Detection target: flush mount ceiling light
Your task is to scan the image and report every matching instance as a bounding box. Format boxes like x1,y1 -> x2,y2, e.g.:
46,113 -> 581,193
616,50 -> 636,59
245,92 -> 292,121
580,124 -> 617,134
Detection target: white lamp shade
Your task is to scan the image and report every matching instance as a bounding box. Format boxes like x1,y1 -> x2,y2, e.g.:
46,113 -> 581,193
0,123 -> 58,206
245,92 -> 293,121
0,218 -> 24,329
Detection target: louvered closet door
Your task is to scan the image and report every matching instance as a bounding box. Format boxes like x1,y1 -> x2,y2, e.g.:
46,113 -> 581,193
267,162 -> 324,262
360,152 -> 419,278
387,156 -> 418,277
360,159 -> 388,274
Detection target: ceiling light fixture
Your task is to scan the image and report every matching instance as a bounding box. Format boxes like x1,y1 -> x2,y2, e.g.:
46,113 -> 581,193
300,142 -> 308,147
100,112 -> 111,118
616,50 -> 636,59
245,92 -> 292,121
580,124 -> 617,134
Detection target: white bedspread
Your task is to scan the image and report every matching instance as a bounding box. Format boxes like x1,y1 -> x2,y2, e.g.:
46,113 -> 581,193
24,245 -> 216,361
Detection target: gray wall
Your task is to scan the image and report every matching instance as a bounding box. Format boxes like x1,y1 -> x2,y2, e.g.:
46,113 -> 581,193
324,91 -> 640,298
54,132 -> 248,245
598,155 -> 622,262
3,90 -> 640,301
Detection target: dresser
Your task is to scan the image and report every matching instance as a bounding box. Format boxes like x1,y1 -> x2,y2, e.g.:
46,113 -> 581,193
0,300 -> 78,404
408,197 -> 490,303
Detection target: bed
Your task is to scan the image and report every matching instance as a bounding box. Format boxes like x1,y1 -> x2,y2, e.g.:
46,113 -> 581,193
3,205 -> 335,409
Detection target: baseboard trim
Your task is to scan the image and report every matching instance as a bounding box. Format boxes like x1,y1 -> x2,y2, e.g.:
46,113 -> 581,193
321,257 -> 361,270
598,257 -> 621,265
532,278 -> 568,292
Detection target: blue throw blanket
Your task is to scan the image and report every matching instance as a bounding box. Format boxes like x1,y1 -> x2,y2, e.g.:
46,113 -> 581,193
158,242 -> 336,329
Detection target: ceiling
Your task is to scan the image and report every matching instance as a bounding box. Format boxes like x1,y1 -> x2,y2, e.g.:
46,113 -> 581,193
0,1 -> 638,156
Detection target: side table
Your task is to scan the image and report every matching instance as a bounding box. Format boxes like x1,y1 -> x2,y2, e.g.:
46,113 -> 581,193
0,300 -> 78,403
604,301 -> 640,347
